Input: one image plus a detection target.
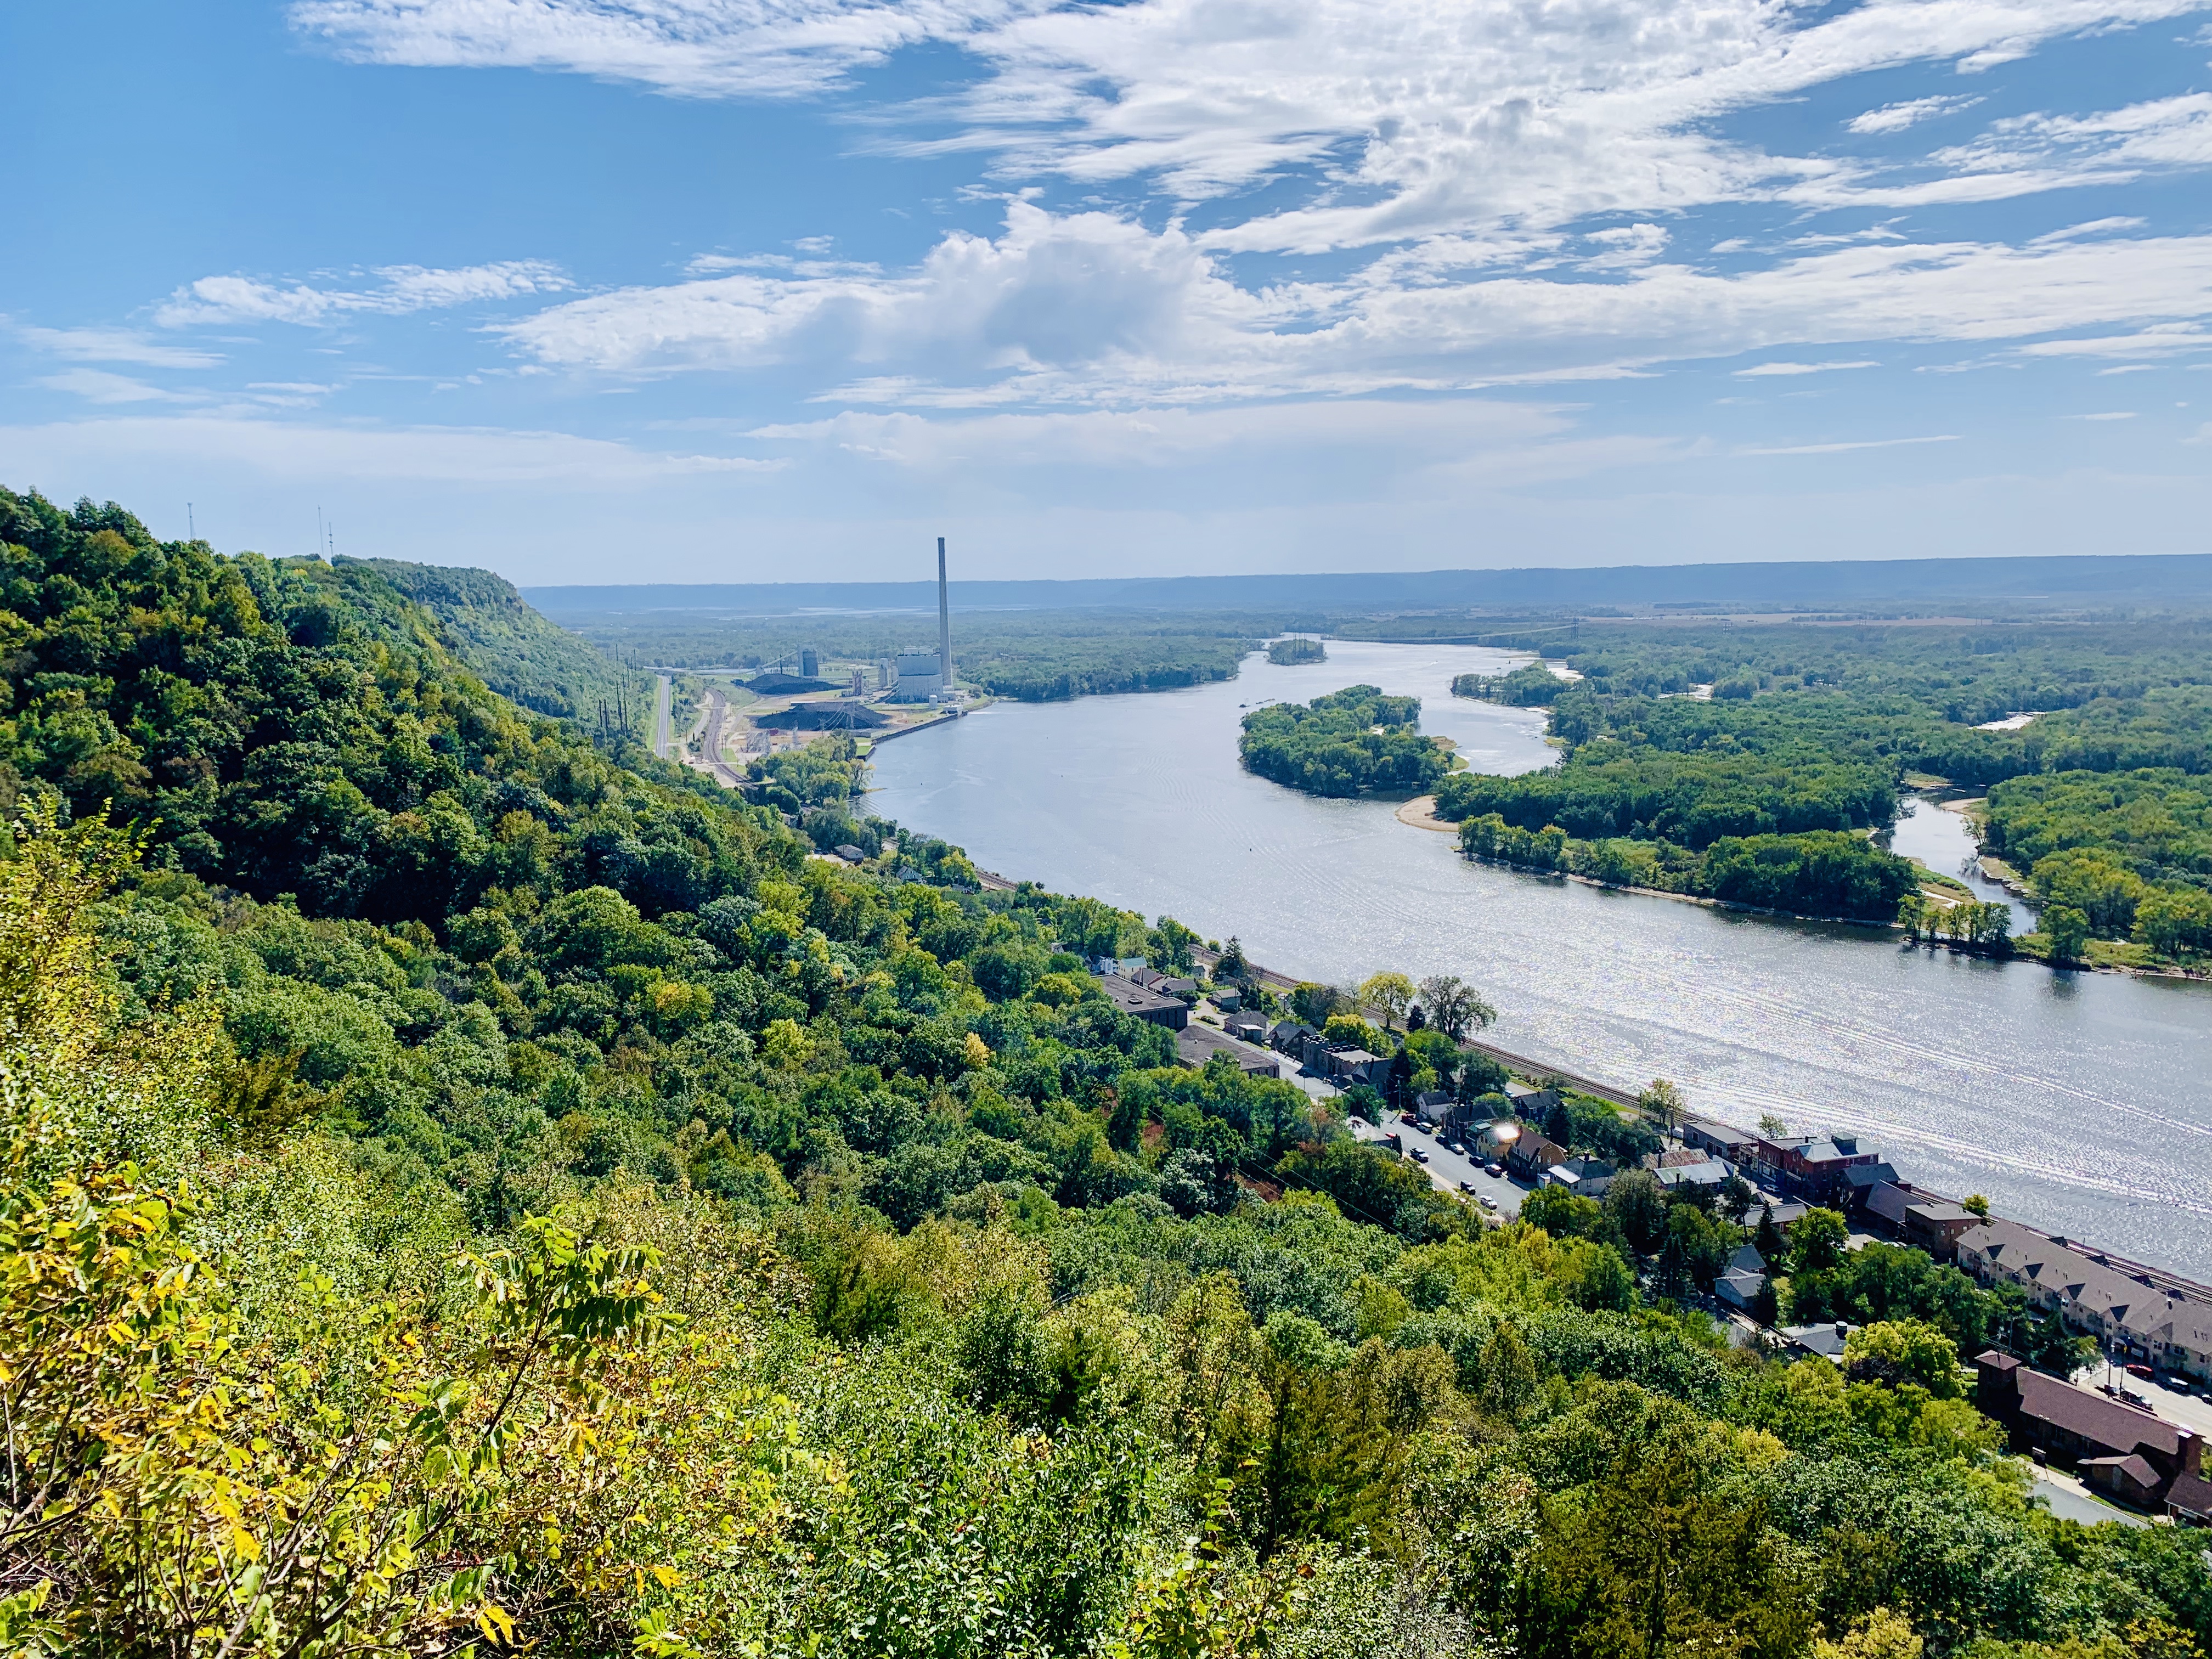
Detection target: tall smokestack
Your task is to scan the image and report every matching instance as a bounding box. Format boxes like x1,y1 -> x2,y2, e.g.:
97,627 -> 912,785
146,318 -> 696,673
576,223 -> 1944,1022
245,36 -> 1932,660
936,535 -> 952,692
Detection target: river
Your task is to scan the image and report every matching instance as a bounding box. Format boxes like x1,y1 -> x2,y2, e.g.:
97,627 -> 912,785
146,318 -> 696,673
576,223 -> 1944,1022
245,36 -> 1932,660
869,640 -> 2212,1280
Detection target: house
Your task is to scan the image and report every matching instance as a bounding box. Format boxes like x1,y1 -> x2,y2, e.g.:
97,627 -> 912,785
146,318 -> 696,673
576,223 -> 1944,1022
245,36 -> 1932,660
1212,988 -> 1242,1012
1093,955 -> 1148,977
1097,973 -> 1190,1031
1655,1158 -> 1734,1195
1543,1156 -> 1617,1198
1717,1242 -> 1769,1315
1128,966 -> 1199,1001
1506,1131 -> 1570,1178
832,843 -> 868,862
1505,1082 -> 1561,1120
1268,1020 -> 1317,1054
1682,1119 -> 1762,1163
1974,1352 -> 2202,1506
1658,1148 -> 1711,1169
2166,1472 -> 2212,1526
1414,1090 -> 1458,1128
1314,1047 -> 1390,1091
1841,1163 -> 1902,1210
1902,1199 -> 1980,1254
1780,1322 -> 1851,1361
1176,1023 -> 1280,1077
1223,1012 -> 1269,1043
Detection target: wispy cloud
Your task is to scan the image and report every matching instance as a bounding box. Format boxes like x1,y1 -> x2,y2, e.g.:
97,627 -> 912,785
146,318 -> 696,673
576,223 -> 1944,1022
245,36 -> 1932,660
1741,435 -> 1960,454
16,324 -> 222,369
156,261 -> 571,328
1734,359 -> 1881,377
1847,95 -> 1982,135
33,369 -> 204,405
2064,409 -> 2138,419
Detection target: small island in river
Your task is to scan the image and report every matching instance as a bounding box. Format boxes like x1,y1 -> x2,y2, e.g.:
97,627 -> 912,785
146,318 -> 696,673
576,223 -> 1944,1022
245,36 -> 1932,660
1239,684 -> 1455,798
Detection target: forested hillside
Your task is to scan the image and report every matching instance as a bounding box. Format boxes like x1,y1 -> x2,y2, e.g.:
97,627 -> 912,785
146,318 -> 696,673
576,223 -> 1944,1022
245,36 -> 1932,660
342,554 -> 653,724
4,489 -> 2210,1656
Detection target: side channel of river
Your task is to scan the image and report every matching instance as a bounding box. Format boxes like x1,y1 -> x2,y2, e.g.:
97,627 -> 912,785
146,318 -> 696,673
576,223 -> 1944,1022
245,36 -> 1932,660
868,640 -> 2212,1280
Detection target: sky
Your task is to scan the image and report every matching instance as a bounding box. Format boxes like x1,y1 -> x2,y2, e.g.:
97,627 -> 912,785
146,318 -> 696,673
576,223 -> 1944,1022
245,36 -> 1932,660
3,0 -> 2210,584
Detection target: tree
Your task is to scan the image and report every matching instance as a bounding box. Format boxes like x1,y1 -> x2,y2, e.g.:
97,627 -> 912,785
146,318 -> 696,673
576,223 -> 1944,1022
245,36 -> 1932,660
1289,981 -> 1342,1028
1758,1113 -> 1788,1138
1218,934 -> 1249,978
1789,1208 -> 1850,1277
1358,972 -> 1417,1031
1637,1079 -> 1686,1131
1604,1170 -> 1668,1256
1961,1194 -> 1989,1218
1843,1320 -> 1964,1398
1152,916 -> 1200,974
2042,904 -> 2091,963
1754,1206 -> 1791,1272
1416,974 -> 1497,1041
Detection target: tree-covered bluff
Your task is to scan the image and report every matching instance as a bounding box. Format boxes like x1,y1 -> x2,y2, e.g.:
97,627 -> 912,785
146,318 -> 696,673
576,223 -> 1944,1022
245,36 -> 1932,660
3,489 -> 2208,1656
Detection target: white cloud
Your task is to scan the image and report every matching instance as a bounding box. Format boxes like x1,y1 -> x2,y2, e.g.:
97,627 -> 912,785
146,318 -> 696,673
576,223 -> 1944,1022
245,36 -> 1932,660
156,261 -> 571,328
2065,409 -> 2138,419
2096,363 -> 2158,374
15,324 -> 222,369
1927,93 -> 2212,181
2016,322 -> 2212,358
1741,434 -> 1960,454
290,0 -> 2212,252
33,369 -> 204,405
1847,94 -> 1983,134
1734,359 -> 1881,376
290,0 -> 1040,98
0,414 -> 780,484
499,205 -> 2212,404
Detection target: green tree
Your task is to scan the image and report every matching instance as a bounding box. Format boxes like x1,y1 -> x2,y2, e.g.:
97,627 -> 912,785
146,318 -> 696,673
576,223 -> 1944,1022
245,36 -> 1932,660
1358,972 -> 1417,1031
1790,1208 -> 1850,1276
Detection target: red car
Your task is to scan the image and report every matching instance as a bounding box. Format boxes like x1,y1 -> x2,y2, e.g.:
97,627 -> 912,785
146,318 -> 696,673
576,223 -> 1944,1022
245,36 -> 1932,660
2126,1363 -> 2155,1381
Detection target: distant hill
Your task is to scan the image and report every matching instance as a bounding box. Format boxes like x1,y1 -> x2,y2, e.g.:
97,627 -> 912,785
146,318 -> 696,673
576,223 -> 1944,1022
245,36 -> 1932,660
524,551 -> 2212,619
340,556 -> 649,723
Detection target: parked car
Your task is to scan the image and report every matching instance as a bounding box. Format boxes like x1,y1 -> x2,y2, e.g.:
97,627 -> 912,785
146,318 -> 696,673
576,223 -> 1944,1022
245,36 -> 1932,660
1485,1162 -> 1504,1178
1411,1149 -> 1430,1164
1446,1141 -> 1466,1155
2127,1363 -> 2155,1381
1459,1179 -> 1476,1193
1479,1195 -> 1498,1211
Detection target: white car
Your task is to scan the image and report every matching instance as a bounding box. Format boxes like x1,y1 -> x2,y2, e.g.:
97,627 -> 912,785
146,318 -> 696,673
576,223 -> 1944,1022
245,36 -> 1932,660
1479,1195 -> 1498,1211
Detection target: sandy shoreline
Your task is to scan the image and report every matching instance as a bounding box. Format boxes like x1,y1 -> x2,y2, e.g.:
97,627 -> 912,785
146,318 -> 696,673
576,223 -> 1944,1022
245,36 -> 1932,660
1395,795 -> 1458,832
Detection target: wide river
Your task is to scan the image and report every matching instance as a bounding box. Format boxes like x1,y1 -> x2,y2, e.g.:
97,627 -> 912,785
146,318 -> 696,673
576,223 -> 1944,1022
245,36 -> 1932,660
870,640 -> 2212,1280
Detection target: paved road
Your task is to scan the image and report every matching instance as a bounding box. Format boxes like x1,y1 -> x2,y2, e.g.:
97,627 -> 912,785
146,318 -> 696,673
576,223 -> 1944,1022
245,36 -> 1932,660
1348,1112 -> 1526,1218
689,687 -> 748,787
652,674 -> 673,759
2070,1359 -> 2212,1440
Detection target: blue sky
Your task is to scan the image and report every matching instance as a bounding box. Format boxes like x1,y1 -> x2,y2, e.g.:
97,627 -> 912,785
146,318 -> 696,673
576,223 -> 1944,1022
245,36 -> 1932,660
4,0 -> 2209,583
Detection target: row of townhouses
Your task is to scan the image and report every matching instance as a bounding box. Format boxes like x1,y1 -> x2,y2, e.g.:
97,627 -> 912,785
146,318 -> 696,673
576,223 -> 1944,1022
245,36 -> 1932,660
1956,1217 -> 2212,1381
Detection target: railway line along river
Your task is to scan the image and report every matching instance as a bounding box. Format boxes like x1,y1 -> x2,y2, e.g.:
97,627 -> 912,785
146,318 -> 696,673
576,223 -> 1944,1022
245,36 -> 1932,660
869,639 -> 2212,1280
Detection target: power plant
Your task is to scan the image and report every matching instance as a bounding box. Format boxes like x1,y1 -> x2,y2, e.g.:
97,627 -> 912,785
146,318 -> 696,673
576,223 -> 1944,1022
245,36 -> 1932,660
890,536 -> 955,701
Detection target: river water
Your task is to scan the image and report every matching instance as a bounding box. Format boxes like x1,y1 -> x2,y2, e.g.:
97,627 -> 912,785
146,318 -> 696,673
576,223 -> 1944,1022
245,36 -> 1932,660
870,641 -> 2212,1279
